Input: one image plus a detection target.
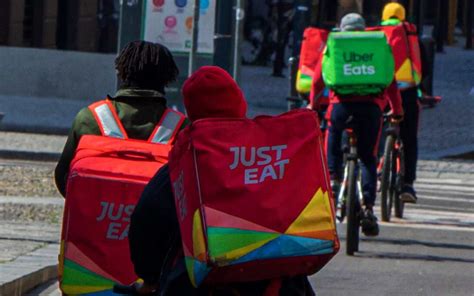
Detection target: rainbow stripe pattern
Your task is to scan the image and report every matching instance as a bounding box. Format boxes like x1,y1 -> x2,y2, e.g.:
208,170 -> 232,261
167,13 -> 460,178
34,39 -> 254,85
184,188 -> 337,287
59,242 -> 126,295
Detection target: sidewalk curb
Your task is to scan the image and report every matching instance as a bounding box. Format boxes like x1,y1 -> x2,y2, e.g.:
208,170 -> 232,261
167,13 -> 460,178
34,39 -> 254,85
0,244 -> 59,296
0,265 -> 58,296
0,149 -> 60,162
0,123 -> 69,136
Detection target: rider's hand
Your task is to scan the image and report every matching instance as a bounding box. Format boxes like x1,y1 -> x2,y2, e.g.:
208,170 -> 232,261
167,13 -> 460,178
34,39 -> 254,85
391,114 -> 404,123
133,281 -> 158,295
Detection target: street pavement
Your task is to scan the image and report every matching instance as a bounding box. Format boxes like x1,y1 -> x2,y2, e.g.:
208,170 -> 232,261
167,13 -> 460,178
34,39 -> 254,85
312,172 -> 474,296
7,158 -> 472,296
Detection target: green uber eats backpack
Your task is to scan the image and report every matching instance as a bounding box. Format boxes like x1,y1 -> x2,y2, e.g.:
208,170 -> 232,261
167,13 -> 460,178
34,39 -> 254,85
322,31 -> 395,96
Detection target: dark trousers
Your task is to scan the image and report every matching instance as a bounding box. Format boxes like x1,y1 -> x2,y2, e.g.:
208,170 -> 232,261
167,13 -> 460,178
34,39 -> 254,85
272,4 -> 293,75
327,103 -> 382,207
399,87 -> 420,184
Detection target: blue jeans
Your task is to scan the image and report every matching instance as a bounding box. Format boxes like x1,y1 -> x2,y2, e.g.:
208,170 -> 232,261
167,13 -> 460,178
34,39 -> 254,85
327,103 -> 382,207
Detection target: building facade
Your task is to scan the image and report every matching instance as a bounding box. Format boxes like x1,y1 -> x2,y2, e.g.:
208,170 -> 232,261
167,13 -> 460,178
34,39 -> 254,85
0,0 -> 470,52
0,0 -> 119,52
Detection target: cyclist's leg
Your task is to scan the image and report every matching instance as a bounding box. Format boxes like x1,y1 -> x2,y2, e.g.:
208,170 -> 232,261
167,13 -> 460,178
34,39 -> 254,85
354,103 -> 382,236
327,103 -> 350,183
355,104 -> 383,208
399,87 -> 420,202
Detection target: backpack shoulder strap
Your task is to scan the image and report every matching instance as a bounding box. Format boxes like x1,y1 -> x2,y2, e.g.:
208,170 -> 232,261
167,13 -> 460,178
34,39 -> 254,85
400,22 -> 419,79
402,21 -> 418,35
88,99 -> 128,139
149,108 -> 186,144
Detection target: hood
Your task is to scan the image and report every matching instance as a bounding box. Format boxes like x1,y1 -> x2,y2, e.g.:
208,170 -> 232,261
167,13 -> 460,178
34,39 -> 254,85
182,66 -> 247,122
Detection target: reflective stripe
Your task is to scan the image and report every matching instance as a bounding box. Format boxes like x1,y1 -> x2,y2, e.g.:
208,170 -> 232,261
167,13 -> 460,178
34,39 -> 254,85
94,104 -> 125,139
150,110 -> 183,144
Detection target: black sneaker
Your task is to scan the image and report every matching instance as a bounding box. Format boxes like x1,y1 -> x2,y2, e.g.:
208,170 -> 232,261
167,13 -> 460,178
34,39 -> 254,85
361,208 -> 379,237
400,184 -> 417,203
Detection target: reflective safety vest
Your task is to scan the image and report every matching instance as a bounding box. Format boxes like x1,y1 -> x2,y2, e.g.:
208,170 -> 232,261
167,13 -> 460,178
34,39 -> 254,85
88,99 -> 185,144
59,100 -> 185,295
368,22 -> 422,89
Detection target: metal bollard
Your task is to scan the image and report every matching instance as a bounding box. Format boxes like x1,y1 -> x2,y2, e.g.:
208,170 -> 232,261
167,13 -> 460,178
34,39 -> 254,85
288,56 -> 299,98
287,56 -> 304,110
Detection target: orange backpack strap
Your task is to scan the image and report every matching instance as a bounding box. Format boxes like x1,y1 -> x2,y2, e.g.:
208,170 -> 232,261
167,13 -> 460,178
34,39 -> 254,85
148,108 -> 186,144
88,99 -> 128,139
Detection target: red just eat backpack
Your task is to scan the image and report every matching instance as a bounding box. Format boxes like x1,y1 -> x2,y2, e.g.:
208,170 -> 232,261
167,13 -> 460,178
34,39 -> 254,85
367,23 -> 422,89
59,100 -> 185,295
169,109 -> 339,287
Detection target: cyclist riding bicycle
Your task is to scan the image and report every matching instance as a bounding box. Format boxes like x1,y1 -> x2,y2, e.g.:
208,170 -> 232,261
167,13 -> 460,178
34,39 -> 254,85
380,3 -> 422,203
310,13 -> 403,237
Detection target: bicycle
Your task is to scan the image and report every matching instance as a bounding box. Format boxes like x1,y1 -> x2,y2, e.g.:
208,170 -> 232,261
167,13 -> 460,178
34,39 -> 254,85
379,114 -> 405,221
333,117 -> 364,256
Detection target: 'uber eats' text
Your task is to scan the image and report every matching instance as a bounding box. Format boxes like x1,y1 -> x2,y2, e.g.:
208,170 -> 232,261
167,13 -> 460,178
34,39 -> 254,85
342,52 -> 376,76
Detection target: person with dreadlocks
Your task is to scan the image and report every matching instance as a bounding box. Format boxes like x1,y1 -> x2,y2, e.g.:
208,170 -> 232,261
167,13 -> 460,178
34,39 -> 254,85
54,41 -> 187,196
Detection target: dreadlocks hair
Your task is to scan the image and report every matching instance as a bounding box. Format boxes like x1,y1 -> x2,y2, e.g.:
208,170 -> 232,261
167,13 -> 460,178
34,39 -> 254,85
115,41 -> 179,93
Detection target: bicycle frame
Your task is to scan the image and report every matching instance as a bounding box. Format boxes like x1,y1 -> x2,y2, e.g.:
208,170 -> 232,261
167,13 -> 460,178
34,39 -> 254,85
336,129 -> 363,222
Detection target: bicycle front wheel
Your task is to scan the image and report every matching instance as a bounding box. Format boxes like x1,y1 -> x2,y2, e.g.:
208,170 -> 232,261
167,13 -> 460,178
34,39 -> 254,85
346,159 -> 359,255
380,135 -> 396,222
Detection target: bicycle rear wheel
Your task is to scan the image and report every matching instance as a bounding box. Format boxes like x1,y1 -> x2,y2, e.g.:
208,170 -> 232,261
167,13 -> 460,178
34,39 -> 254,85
394,145 -> 405,218
346,159 -> 359,255
380,135 -> 395,222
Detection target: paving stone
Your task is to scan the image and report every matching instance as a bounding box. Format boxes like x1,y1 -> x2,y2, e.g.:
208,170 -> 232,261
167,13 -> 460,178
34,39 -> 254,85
0,132 -> 66,154
0,244 -> 59,296
0,221 -> 61,243
0,239 -> 46,262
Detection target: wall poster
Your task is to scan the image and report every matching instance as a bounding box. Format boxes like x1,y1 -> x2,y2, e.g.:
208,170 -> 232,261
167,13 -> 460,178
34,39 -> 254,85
142,0 -> 216,54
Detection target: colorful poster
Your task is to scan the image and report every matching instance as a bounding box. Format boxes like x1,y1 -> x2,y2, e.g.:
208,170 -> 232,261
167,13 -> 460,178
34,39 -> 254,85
143,0 -> 216,54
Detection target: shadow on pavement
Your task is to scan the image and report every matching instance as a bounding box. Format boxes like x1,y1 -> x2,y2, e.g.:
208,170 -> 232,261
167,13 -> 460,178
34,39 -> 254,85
0,236 -> 59,244
361,237 -> 474,251
355,251 -> 474,264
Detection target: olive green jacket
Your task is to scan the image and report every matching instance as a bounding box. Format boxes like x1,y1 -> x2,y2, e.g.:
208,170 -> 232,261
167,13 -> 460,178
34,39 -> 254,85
54,88 -> 188,197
